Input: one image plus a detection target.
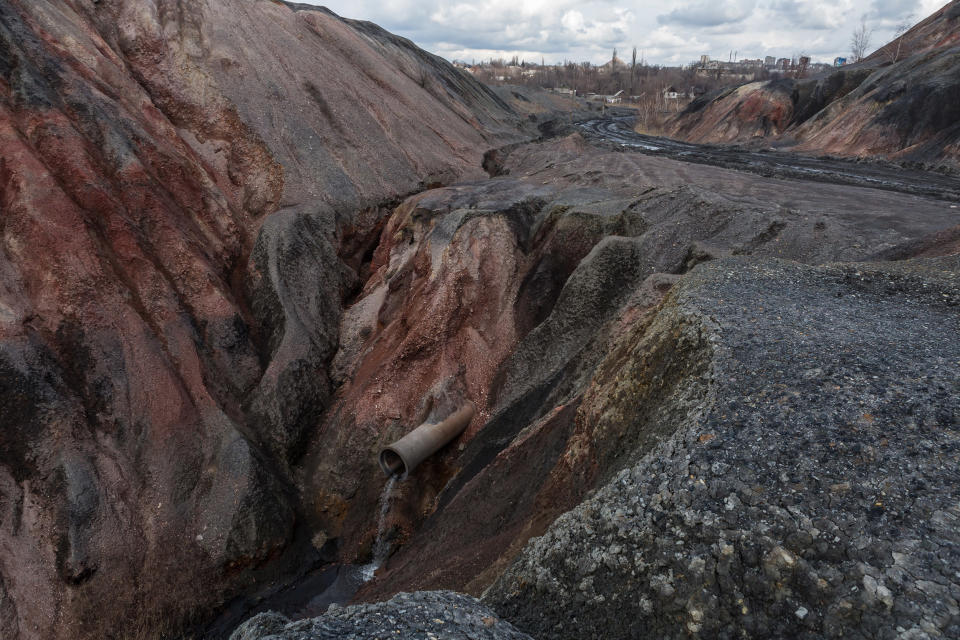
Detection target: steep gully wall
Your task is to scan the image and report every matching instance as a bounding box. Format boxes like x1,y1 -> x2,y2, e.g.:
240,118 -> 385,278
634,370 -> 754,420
0,1 -> 525,638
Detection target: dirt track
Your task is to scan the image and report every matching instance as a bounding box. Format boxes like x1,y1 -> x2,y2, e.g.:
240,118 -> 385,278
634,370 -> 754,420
579,116 -> 960,202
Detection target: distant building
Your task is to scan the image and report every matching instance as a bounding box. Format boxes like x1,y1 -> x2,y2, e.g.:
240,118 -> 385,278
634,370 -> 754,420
694,59 -> 725,77
700,55 -> 710,66
764,56 -> 776,66
834,57 -> 847,67
777,57 -> 791,70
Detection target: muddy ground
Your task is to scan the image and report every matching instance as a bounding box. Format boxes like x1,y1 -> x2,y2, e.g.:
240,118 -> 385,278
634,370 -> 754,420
577,116 -> 960,202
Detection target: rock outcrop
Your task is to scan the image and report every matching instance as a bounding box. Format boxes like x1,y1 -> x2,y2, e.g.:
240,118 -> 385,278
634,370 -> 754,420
668,1 -> 960,169
485,255 -> 960,639
230,591 -> 531,640
0,1 -> 525,638
669,79 -> 800,142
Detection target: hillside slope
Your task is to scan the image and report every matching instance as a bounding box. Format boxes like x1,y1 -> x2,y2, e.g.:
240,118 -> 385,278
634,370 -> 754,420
667,0 -> 960,168
0,1 -> 524,638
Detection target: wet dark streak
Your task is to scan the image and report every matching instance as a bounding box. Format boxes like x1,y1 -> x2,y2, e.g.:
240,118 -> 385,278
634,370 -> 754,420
578,117 -> 960,203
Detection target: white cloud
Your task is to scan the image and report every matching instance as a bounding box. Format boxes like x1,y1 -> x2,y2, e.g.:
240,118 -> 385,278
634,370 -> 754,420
659,0 -> 757,27
765,0 -> 856,29
295,0 -> 945,65
561,10 -> 585,33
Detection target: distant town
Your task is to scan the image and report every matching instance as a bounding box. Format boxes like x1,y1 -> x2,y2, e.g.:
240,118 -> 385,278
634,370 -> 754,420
452,51 -> 848,108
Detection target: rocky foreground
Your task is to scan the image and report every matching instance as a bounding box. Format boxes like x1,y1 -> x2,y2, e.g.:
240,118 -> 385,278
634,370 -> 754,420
232,592 -> 531,640
486,256 -> 960,639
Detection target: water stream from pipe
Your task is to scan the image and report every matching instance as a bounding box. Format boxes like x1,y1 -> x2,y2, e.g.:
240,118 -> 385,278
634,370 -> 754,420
203,474 -> 402,630
359,474 -> 397,582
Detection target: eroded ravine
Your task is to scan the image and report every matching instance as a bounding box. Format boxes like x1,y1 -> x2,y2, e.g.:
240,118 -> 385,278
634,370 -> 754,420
281,127 -> 959,614
2,1 -> 959,639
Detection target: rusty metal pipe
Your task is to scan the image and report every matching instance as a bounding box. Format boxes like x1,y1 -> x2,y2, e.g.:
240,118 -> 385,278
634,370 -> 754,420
378,402 -> 475,479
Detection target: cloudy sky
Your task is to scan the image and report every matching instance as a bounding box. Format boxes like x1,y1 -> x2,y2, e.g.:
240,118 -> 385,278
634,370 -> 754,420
300,0 -> 946,65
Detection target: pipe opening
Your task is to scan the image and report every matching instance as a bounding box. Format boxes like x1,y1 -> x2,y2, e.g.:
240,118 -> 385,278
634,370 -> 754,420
377,402 -> 475,478
379,449 -> 406,479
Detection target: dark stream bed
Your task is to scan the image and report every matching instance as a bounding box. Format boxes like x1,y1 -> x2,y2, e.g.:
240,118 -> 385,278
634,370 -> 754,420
201,563 -> 372,639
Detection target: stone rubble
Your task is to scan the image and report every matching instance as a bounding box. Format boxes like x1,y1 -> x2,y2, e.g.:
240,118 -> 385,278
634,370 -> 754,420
230,591 -> 533,640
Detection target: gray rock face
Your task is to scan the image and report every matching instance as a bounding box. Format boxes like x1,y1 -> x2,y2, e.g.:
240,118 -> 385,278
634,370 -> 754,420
230,591 -> 532,640
485,256 -> 960,639
245,203 -> 357,468
231,611 -> 291,640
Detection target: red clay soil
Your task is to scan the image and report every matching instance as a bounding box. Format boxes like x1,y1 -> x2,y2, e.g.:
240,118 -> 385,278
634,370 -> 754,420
669,82 -> 795,144
300,180 -> 552,562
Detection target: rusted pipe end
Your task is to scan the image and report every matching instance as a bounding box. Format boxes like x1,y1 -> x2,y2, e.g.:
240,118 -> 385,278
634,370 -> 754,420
378,402 -> 475,479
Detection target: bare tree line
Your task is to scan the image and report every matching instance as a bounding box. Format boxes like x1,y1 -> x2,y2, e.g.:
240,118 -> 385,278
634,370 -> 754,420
470,55 -> 740,101
851,14 -> 915,64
